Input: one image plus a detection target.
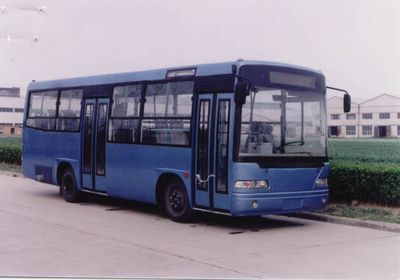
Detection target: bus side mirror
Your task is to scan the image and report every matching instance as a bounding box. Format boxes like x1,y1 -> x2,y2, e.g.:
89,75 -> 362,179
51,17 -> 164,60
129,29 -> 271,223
343,93 -> 351,113
235,82 -> 249,105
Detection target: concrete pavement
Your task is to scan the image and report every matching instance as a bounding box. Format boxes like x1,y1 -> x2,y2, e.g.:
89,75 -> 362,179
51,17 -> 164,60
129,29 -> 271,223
0,174 -> 399,279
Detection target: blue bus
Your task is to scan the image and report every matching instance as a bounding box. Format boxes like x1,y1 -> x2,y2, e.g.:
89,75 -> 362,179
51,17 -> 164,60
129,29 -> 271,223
22,60 -> 350,222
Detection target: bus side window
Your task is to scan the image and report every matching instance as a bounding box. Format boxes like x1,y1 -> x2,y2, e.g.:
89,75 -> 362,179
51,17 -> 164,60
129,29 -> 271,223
26,90 -> 58,130
142,81 -> 193,146
109,85 -> 142,143
57,89 -> 83,132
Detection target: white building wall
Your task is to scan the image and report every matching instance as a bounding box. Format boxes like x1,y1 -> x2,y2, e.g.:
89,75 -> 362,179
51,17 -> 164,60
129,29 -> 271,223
327,96 -> 359,137
327,94 -> 400,138
0,96 -> 25,135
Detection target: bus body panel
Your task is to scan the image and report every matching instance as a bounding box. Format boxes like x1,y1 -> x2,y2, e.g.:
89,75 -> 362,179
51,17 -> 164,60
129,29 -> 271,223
105,144 -> 191,204
230,162 -> 329,215
22,127 -> 81,185
231,190 -> 328,216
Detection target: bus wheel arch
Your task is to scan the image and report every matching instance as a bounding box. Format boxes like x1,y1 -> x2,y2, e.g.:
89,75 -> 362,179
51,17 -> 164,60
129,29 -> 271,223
58,162 -> 84,203
57,162 -> 73,186
156,173 -> 192,222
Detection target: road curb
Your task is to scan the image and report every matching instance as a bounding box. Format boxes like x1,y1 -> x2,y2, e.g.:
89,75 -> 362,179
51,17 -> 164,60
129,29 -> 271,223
287,212 -> 400,233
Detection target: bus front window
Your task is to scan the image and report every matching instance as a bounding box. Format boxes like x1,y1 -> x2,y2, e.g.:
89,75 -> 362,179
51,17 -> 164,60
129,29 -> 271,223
239,88 -> 326,158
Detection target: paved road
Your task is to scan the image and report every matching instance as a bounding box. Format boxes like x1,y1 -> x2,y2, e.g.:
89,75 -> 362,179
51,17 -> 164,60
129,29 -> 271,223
1,175 -> 399,279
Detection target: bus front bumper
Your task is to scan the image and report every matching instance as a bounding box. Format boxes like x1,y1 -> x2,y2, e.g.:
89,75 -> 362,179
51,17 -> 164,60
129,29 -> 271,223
231,189 -> 329,216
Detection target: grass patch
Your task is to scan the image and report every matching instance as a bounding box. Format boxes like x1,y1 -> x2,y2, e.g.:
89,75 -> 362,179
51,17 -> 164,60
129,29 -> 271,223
0,136 -> 22,148
322,203 -> 400,224
328,138 -> 400,164
0,136 -> 22,165
327,139 -> 400,206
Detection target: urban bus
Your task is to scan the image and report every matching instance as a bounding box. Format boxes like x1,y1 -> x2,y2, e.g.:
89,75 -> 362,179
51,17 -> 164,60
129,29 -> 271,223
22,60 -> 351,222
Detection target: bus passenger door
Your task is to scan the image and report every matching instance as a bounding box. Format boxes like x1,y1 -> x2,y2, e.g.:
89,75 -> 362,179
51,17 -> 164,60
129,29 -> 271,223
212,94 -> 232,210
194,95 -> 213,208
194,94 -> 232,211
81,98 -> 109,192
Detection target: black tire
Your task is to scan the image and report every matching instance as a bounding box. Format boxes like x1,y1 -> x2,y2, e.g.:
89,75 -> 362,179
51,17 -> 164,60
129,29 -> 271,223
60,167 -> 84,203
164,179 -> 193,222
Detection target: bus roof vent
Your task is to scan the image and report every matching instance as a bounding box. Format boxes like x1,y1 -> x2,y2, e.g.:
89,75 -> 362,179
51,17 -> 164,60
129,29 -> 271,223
166,68 -> 196,79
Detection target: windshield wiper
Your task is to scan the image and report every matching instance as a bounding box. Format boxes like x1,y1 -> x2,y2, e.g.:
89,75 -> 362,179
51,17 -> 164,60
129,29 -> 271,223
284,140 -> 305,146
275,140 -> 305,152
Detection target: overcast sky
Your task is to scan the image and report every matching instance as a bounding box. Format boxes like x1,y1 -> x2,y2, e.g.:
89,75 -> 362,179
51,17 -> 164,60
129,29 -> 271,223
0,0 -> 399,99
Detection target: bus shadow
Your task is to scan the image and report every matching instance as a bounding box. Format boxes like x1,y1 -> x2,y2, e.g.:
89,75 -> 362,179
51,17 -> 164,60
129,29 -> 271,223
84,194 -> 305,232
36,189 -> 305,232
191,212 -> 305,233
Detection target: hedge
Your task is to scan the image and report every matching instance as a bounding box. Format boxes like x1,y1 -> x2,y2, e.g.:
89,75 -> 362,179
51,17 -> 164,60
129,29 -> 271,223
329,160 -> 400,206
0,146 -> 22,165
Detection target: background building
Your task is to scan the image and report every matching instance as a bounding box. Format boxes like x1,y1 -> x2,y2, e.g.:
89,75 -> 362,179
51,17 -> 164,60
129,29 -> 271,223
0,87 -> 25,135
327,94 -> 400,138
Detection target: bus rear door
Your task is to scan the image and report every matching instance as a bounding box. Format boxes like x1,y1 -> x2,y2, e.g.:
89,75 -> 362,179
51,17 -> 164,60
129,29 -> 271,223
81,98 -> 109,192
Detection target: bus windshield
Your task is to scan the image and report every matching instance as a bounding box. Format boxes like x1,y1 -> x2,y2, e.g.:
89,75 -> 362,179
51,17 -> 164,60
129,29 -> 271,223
239,87 -> 326,158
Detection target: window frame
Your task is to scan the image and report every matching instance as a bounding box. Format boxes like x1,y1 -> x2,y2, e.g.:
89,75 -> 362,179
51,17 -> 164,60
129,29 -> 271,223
362,113 -> 372,119
362,125 -> 372,136
140,80 -> 194,147
108,82 -> 144,144
346,125 -> 356,136
25,74 -> 234,144
107,78 -> 195,148
346,113 -> 356,120
0,107 -> 13,112
379,112 -> 390,119
26,87 -> 83,133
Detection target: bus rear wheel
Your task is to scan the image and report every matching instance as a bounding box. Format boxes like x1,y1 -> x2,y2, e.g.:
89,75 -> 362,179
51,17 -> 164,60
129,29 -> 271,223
164,180 -> 192,222
60,167 -> 84,203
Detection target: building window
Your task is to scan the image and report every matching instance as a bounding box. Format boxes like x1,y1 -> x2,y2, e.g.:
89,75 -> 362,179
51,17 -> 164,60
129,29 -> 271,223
398,113 -> 400,119
362,125 -> 372,135
0,122 -> 13,125
362,113 -> 372,119
346,113 -> 356,120
398,125 -> 400,135
379,112 -> 390,119
331,114 -> 340,120
329,126 -> 340,136
0,107 -> 13,112
14,108 -> 24,113
346,126 -> 356,136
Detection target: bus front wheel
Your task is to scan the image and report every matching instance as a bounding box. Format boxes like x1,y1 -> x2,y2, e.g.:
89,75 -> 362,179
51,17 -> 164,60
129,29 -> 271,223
164,180 -> 192,222
60,168 -> 84,203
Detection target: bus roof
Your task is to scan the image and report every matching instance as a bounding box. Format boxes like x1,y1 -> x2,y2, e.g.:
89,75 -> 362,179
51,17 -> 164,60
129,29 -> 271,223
27,60 -> 322,91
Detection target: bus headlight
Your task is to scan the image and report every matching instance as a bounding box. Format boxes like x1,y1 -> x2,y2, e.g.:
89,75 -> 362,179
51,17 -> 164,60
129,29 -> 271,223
315,178 -> 328,187
234,180 -> 269,189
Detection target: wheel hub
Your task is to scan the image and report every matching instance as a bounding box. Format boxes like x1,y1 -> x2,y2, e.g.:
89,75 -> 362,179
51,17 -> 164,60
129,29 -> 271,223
169,188 -> 184,212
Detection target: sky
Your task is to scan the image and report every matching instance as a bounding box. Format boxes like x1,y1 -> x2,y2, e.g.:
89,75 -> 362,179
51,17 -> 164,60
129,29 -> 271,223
0,0 -> 399,99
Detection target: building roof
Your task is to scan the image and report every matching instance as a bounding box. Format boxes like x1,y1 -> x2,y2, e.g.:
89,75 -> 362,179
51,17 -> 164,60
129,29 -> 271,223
359,93 -> 400,105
